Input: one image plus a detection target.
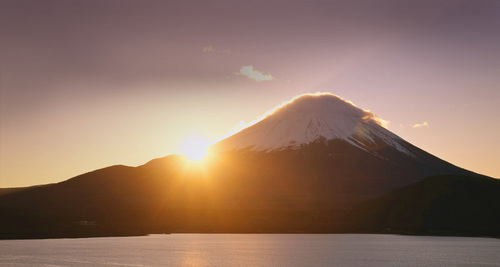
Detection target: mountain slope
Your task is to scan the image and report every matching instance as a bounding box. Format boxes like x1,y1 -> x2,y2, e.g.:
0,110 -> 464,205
0,93 -> 493,239
0,153 -> 365,238
214,93 -> 480,194
216,94 -> 407,154
0,156 -> 496,238
351,175 -> 500,237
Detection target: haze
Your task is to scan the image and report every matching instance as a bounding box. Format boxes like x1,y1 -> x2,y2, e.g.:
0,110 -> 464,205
1,0 -> 499,187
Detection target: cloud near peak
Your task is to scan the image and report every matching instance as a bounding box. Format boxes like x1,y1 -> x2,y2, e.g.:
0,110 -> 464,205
267,93 -> 391,129
363,113 -> 390,128
237,66 -> 273,82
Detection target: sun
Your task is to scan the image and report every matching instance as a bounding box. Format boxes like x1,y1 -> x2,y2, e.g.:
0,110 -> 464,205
180,136 -> 211,161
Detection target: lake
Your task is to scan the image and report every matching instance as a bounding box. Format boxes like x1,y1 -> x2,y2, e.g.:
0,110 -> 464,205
0,234 -> 499,266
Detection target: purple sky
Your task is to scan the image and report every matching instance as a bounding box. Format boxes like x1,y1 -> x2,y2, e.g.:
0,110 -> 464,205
1,0 -> 499,187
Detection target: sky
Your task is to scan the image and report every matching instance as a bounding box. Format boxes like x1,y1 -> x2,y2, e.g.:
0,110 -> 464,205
1,0 -> 499,187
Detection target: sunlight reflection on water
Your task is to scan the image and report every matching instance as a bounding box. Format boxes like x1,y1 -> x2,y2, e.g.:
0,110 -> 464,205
0,234 -> 499,267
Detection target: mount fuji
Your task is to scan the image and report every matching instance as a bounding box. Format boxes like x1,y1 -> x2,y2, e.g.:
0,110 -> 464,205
216,93 -> 406,154
213,93 -> 477,197
0,93 -> 493,238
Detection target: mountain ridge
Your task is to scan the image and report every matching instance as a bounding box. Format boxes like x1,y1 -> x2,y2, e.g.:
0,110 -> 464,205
0,93 -> 495,239
215,93 -> 411,156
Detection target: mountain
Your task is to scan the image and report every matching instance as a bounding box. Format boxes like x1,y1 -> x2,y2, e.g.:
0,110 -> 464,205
351,175 -> 500,237
0,93 -> 495,239
216,93 -> 404,154
214,93 -> 478,196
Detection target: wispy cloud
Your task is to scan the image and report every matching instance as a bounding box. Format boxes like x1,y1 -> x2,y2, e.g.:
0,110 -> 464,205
411,121 -> 429,128
202,45 -> 213,52
237,65 -> 273,82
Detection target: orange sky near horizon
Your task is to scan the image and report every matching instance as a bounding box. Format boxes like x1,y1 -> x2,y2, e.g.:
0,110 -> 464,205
1,0 -> 499,187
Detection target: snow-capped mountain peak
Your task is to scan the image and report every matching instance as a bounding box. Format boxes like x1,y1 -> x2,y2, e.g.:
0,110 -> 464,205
215,93 -> 410,154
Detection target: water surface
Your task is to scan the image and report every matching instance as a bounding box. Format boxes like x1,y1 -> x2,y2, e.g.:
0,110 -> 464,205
0,234 -> 499,266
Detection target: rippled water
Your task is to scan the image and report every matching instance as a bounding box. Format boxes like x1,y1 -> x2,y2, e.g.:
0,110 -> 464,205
0,234 -> 499,266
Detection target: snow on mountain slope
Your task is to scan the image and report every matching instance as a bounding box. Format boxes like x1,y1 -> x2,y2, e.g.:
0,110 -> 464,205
215,93 -> 411,155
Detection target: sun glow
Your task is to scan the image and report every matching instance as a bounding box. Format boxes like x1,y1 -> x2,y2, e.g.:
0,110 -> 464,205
180,136 -> 211,161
